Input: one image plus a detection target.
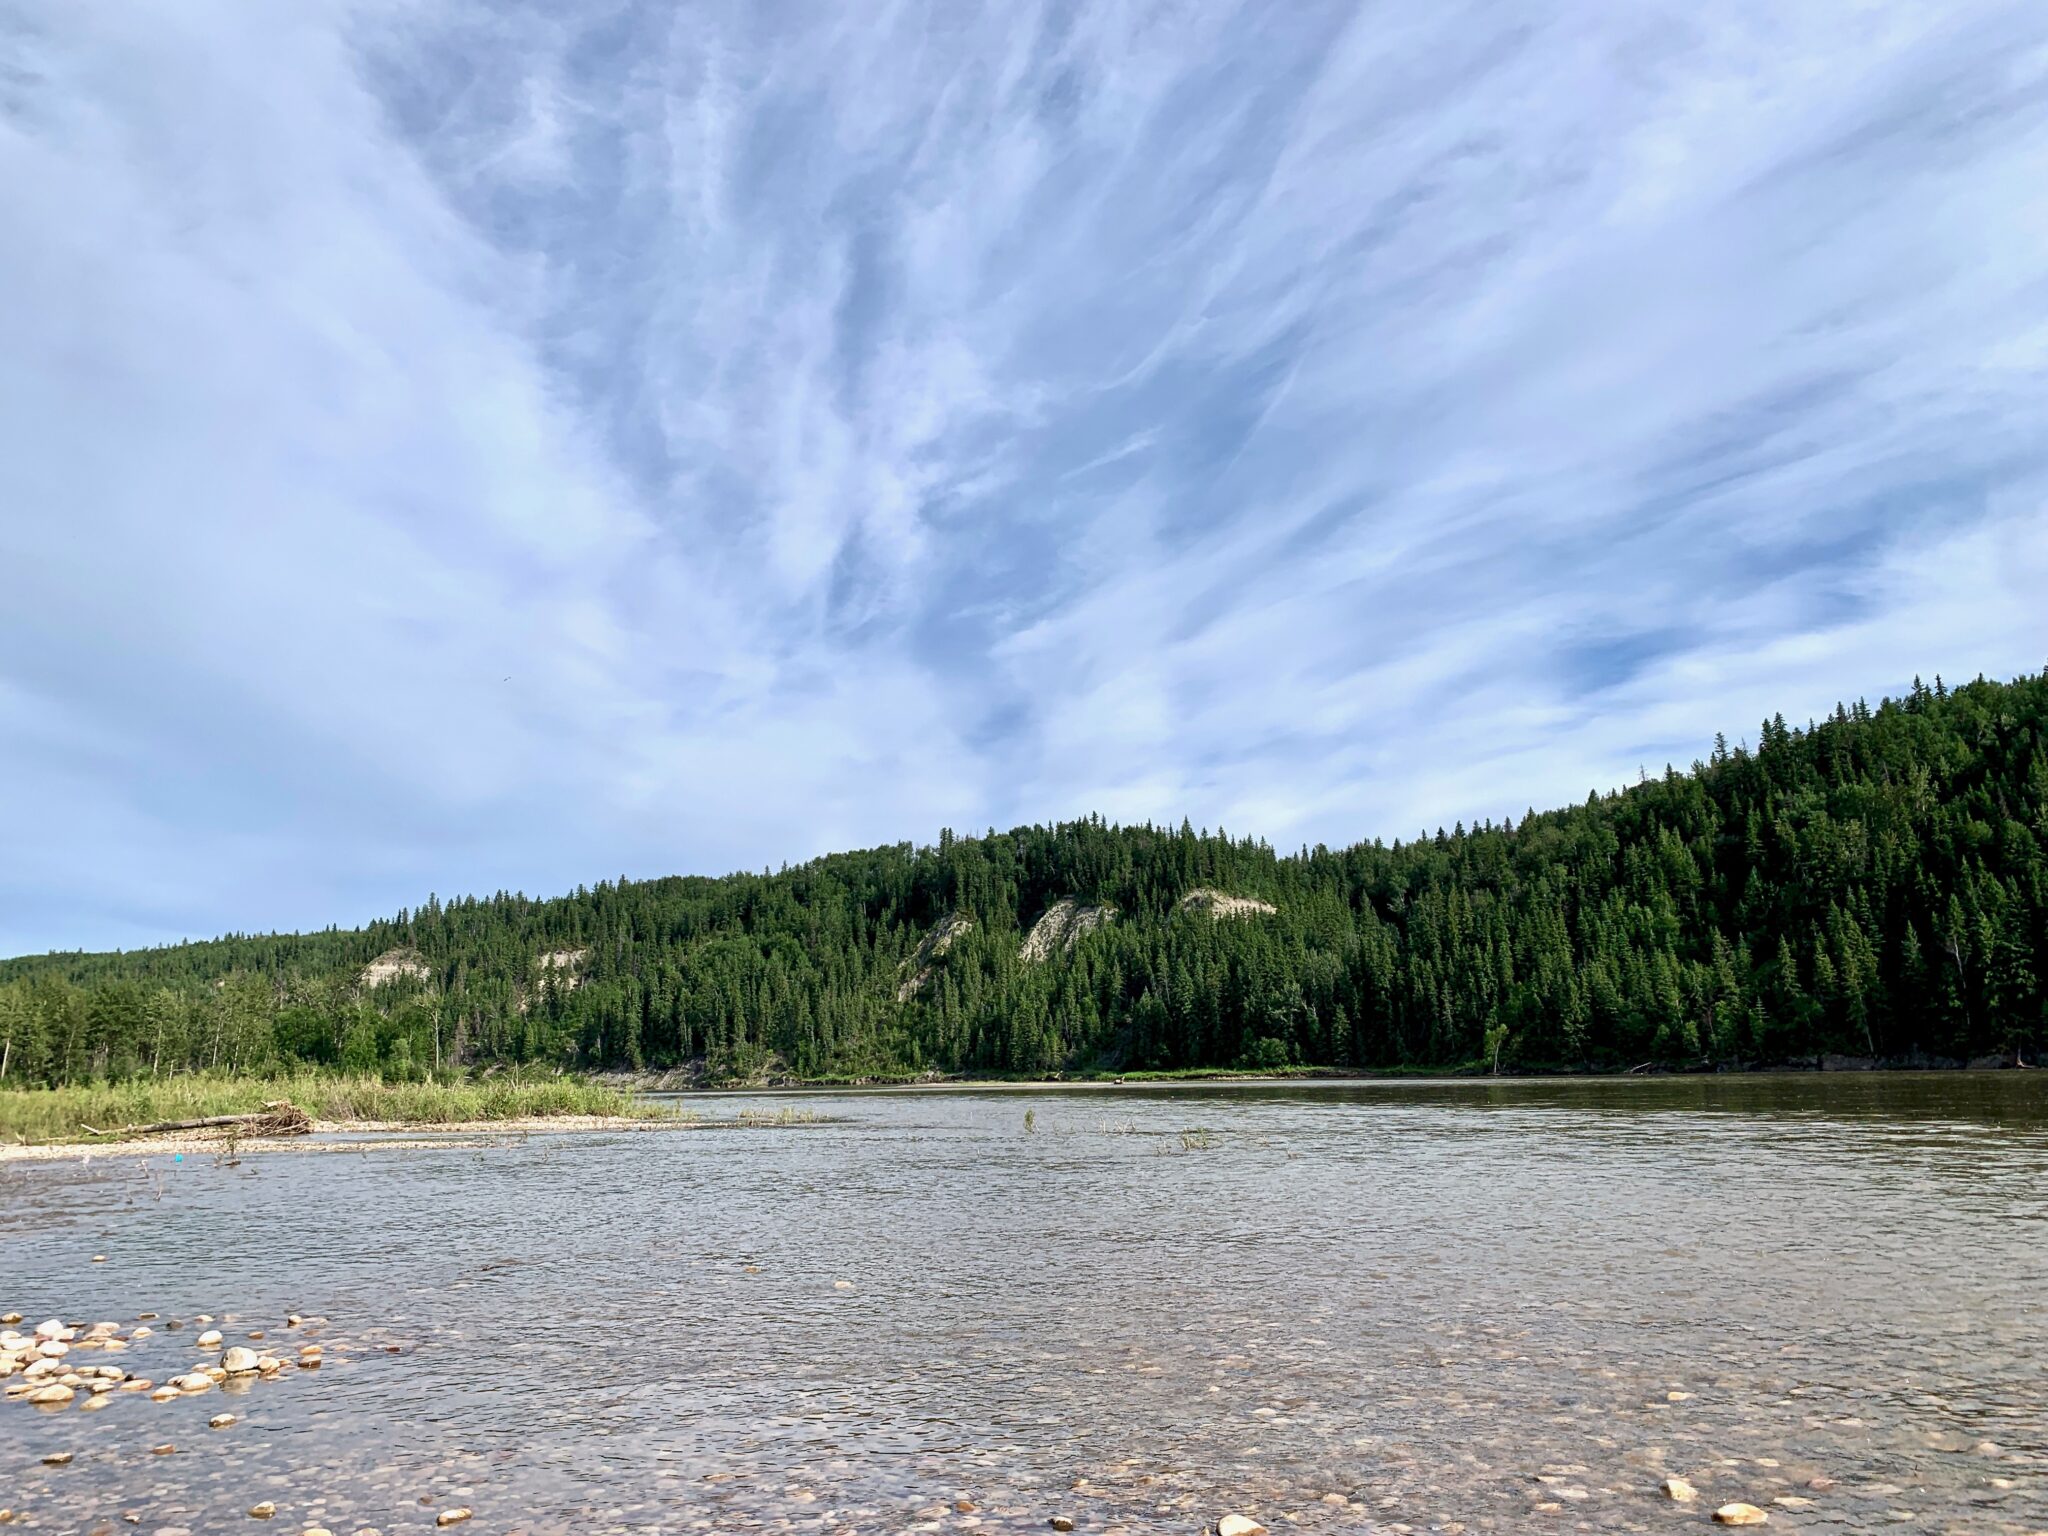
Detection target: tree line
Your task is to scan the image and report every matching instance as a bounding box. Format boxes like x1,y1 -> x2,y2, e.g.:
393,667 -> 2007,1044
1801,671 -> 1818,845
3,669 -> 2043,1084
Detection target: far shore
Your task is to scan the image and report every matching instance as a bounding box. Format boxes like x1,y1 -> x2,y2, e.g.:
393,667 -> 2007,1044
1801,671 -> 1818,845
607,1051 -> 2031,1094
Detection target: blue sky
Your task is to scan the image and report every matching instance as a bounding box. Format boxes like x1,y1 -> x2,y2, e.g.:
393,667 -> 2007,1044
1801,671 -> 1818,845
5,0 -> 2048,956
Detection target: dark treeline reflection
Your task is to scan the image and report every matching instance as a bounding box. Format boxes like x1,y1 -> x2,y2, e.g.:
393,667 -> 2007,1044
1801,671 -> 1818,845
4,671 -> 2045,1085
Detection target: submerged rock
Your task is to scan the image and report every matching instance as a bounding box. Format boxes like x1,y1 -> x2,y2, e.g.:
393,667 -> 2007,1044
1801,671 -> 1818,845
222,1347 -> 261,1374
197,1330 -> 224,1349
26,1384 -> 74,1404
1713,1505 -> 1768,1526
209,1413 -> 237,1429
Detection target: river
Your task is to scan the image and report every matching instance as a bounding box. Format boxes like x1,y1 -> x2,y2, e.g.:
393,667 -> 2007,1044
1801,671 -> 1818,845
3,1074 -> 2045,1534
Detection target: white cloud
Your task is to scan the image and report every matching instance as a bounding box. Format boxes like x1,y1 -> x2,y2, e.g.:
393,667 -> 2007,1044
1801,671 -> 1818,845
3,0 -> 2046,952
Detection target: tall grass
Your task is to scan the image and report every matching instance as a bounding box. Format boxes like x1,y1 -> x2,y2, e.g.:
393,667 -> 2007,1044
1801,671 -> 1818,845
0,1073 -> 670,1145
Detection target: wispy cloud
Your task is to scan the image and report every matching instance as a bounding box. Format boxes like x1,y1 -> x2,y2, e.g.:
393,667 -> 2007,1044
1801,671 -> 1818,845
4,0 -> 2046,952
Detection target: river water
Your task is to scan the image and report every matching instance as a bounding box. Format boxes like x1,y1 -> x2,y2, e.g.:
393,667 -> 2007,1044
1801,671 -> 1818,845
3,1075 -> 2045,1536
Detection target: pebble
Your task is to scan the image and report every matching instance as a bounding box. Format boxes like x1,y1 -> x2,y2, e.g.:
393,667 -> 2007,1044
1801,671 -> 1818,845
198,1330 -> 224,1348
150,1444 -> 176,1455
209,1412 -> 238,1428
150,1387 -> 180,1402
1218,1517 -> 1268,1536
248,1504 -> 276,1520
304,1528 -> 335,1536
223,1347 -> 262,1374
1663,1477 -> 1698,1502
435,1512 -> 473,1528
92,1255 -> 107,1264
1713,1505 -> 1768,1526
1049,1520 -> 1075,1532
42,1452 -> 74,1466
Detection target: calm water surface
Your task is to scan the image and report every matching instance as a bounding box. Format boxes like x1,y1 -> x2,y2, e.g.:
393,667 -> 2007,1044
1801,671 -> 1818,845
3,1074 -> 2045,1536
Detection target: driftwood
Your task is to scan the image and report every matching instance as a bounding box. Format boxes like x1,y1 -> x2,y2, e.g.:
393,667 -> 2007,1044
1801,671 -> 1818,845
81,1101 -> 314,1140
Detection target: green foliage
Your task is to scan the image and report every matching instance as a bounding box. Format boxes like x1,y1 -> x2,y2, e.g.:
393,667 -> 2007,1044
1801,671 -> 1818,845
4,670 -> 2046,1083
0,1073 -> 668,1144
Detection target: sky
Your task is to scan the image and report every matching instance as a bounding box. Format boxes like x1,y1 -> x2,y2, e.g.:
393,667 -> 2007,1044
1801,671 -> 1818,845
4,0 -> 2048,956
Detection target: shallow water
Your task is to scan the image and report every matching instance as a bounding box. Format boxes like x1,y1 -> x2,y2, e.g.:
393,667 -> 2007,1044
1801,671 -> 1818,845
4,1074 -> 2046,1536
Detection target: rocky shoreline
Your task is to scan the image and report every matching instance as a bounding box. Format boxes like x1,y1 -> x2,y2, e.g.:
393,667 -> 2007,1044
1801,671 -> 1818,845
0,1115 -> 699,1163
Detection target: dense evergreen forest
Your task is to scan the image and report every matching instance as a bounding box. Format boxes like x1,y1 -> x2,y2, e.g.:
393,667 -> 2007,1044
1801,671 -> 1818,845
3,672 -> 2044,1086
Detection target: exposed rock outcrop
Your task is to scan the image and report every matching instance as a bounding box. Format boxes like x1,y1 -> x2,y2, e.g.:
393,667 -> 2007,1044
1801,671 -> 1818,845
1178,888 -> 1278,920
359,949 -> 432,989
1018,899 -> 1115,962
538,948 -> 589,987
897,913 -> 974,1001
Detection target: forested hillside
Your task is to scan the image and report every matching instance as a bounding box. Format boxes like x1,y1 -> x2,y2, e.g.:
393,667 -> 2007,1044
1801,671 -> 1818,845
4,671 -> 2044,1085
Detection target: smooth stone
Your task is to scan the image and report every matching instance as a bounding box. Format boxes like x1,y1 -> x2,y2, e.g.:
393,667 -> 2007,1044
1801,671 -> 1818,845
303,1529 -> 335,1536
42,1452 -> 74,1466
209,1413 -> 238,1428
1048,1521 -> 1074,1533
248,1504 -> 276,1520
197,1331 -> 224,1348
223,1348 -> 261,1374
132,1328 -> 153,1339
93,1255 -> 106,1263
150,1445 -> 176,1455
151,1387 -> 181,1401
1663,1478 -> 1699,1502
1219,1518 -> 1268,1536
435,1513 -> 473,1528
27,1384 -> 75,1404
1713,1505 -> 1768,1526
173,1373 -> 215,1392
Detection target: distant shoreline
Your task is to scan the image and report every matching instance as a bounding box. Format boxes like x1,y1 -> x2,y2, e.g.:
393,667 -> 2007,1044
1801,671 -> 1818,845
608,1052 -> 2032,1094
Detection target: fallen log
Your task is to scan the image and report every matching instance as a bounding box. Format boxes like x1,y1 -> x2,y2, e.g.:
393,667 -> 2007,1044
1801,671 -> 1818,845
81,1102 -> 314,1139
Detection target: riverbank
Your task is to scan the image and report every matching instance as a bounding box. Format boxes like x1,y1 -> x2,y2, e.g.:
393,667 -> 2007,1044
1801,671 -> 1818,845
0,1074 -> 676,1149
600,1049 -> 2027,1093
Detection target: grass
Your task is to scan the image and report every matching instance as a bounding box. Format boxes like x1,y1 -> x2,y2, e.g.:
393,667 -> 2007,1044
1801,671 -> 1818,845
0,1073 -> 673,1145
